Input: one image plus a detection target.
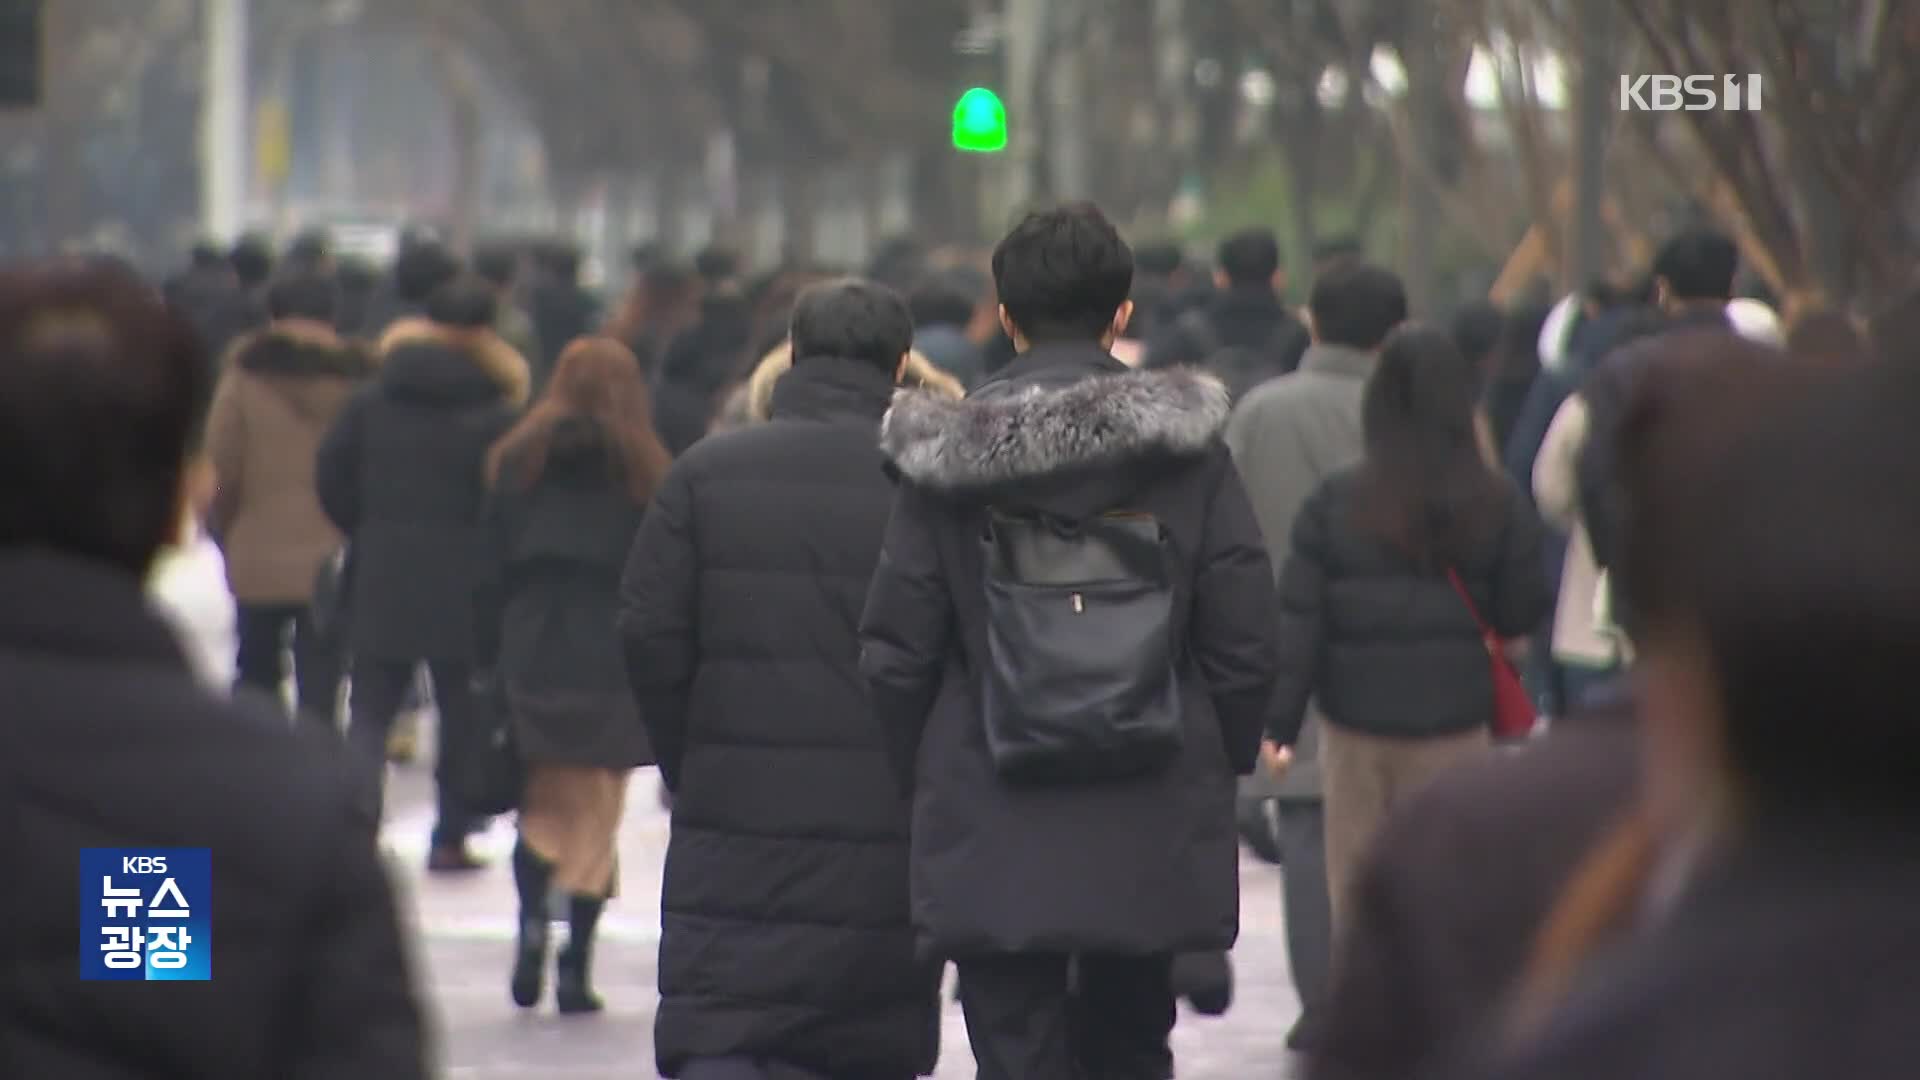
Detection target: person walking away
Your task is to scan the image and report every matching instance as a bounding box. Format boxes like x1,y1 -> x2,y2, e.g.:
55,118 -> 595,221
1145,226 -> 1309,395
909,266 -> 996,390
475,243 -> 545,369
526,241 -> 601,392
860,204 -> 1280,1079
1267,326 -> 1551,925
482,338 -> 669,1015
205,271 -> 370,727
653,247 -> 753,455
0,259 -> 427,1079
361,239 -> 462,341
605,257 -> 702,382
1221,259 -> 1411,1039
317,276 -> 530,871
1451,341 -> 1920,1080
622,280 -> 942,1079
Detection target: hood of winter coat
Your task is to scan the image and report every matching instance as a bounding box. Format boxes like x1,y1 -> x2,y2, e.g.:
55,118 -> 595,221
744,341 -> 965,424
225,324 -> 372,421
376,317 -> 531,407
880,345 -> 1230,502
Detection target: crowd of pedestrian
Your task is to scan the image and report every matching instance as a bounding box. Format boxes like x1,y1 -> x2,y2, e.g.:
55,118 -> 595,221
6,197 -> 1919,1080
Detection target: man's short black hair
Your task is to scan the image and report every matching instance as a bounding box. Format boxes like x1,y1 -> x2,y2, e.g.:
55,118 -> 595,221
909,267 -> 987,329
286,229 -> 331,270
1217,228 -> 1282,286
425,275 -> 499,330
394,242 -> 462,305
790,278 -> 914,372
1449,300 -> 1506,366
1134,242 -> 1185,278
189,242 -> 225,270
1309,262 -> 1408,350
266,272 -> 339,323
473,244 -> 520,289
1652,226 -> 1738,301
0,260 -> 211,575
1313,234 -> 1364,268
991,202 -> 1134,343
229,235 -> 274,289
694,246 -> 741,283
536,241 -> 582,283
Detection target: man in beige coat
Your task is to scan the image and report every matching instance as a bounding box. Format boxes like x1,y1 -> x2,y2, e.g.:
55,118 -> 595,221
205,272 -> 372,727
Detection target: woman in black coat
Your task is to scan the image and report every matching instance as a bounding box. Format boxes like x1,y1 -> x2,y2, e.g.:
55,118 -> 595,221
1269,325 -> 1551,925
619,280 -> 941,1080
316,277 -> 529,871
484,336 -> 669,1015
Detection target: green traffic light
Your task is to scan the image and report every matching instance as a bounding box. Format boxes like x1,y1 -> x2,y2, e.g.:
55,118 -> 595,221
952,87 -> 1008,153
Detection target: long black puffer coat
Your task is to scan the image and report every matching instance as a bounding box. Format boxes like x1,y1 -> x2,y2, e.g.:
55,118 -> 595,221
619,356 -> 940,1079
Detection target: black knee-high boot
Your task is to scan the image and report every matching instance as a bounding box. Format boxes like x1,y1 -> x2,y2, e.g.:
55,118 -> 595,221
555,894 -> 606,1015
510,840 -> 553,1009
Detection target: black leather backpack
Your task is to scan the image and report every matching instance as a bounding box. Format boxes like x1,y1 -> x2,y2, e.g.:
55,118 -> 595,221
980,509 -> 1183,784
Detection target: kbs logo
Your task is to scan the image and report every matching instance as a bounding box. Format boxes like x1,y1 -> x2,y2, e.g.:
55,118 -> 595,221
1620,74 -> 1763,111
80,847 -> 212,982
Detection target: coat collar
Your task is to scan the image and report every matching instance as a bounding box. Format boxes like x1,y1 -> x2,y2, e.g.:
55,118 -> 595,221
0,549 -> 188,669
879,343 -> 1230,493
770,355 -> 899,425
377,318 -> 531,407
1298,343 -> 1376,381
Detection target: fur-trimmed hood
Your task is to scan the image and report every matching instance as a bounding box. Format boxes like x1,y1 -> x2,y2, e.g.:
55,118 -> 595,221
377,317 -> 531,407
880,359 -> 1230,493
226,323 -> 372,380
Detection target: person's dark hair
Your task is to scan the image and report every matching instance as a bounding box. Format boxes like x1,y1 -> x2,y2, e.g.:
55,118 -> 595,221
1312,234 -> 1364,268
487,337 -> 670,503
629,242 -> 665,273
1134,242 -> 1185,278
266,272 -> 340,324
394,241 -> 461,305
189,242 -> 225,270
286,229 -> 331,271
229,235 -> 274,289
1786,308 -> 1873,367
1652,226 -> 1738,302
908,268 -> 985,329
1611,352 -> 1920,812
1309,262 -> 1408,350
473,244 -> 520,290
790,278 -> 914,372
1494,299 -> 1551,382
536,241 -> 582,284
693,246 -> 740,284
991,202 -> 1134,343
1217,228 -> 1282,286
0,261 -> 211,574
1355,324 -> 1507,565
1450,300 -> 1506,376
865,235 -> 927,291
425,275 -> 498,330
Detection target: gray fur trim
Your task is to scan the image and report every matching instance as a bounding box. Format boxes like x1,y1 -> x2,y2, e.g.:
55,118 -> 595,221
880,367 -> 1231,490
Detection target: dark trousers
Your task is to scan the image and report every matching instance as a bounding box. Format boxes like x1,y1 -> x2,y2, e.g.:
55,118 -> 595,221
233,603 -> 341,730
348,656 -> 476,847
957,952 -> 1175,1080
1277,800 -> 1332,1048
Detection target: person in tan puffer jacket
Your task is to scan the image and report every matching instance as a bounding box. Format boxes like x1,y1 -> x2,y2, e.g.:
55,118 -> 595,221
205,272 -> 373,727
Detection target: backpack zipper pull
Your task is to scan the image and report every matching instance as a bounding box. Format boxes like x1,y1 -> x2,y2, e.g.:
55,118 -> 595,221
1071,592 -> 1085,613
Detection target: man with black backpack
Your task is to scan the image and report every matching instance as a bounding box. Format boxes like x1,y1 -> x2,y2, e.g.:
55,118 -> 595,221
1145,226 -> 1309,398
860,203 -> 1281,1079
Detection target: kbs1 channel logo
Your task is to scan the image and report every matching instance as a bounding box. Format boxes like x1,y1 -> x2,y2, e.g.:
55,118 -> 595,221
80,848 -> 212,981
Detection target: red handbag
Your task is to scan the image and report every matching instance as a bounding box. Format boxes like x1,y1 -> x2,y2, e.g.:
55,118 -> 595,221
1446,567 -> 1539,740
